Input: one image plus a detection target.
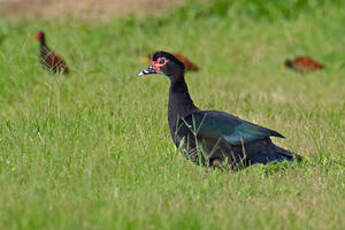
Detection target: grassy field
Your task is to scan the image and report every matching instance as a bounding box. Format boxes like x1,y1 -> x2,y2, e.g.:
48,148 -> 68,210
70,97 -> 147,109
0,0 -> 344,229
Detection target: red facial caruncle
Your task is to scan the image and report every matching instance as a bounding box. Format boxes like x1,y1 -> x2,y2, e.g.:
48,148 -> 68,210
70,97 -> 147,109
151,57 -> 168,72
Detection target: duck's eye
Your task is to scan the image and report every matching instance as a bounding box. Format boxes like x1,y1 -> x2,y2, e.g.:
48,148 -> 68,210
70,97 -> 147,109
159,59 -> 165,64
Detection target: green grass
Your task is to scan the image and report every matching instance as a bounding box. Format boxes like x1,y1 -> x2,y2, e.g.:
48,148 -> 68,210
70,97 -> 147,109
0,1 -> 345,229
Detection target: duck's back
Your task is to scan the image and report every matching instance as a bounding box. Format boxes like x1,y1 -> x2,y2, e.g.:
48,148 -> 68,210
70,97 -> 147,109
172,110 -> 297,167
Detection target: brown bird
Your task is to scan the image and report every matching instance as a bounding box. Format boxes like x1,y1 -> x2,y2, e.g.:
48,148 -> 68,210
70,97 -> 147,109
35,31 -> 69,74
284,56 -> 324,72
142,52 -> 199,72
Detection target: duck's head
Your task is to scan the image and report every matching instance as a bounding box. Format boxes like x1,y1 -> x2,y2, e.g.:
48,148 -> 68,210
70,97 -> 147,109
35,31 -> 45,42
137,51 -> 185,79
284,59 -> 294,68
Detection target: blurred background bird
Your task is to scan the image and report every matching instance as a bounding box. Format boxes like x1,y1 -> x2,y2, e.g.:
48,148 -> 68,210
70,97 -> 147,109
35,31 -> 69,74
282,56 -> 324,73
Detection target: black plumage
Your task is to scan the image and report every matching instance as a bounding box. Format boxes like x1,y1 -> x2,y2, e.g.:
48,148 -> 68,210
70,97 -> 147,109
138,51 -> 301,169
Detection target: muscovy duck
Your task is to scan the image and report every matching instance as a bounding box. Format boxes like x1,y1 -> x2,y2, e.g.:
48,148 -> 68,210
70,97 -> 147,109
138,51 -> 301,169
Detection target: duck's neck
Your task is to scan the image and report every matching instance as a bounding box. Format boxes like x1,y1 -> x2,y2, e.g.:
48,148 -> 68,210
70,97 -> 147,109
168,76 -> 199,132
39,39 -> 50,57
